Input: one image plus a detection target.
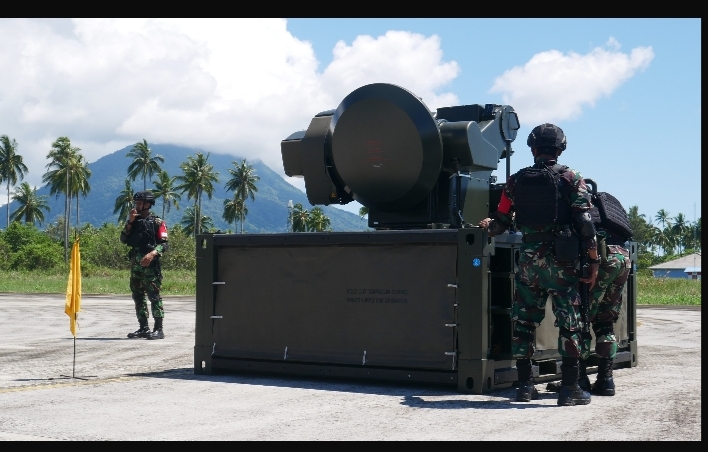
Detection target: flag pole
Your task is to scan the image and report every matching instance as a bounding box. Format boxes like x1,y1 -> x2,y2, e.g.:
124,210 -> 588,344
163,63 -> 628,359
73,229 -> 77,379
73,314 -> 77,378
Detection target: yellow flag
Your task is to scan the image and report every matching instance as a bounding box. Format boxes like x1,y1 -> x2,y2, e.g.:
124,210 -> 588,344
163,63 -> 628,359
65,239 -> 82,337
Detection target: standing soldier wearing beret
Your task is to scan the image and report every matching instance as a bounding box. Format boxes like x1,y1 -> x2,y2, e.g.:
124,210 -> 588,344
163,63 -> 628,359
120,190 -> 169,340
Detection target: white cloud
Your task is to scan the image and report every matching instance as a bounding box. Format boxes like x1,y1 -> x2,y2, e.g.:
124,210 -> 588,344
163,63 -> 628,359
0,19 -> 459,201
606,36 -> 621,51
489,39 -> 654,124
321,31 -> 460,109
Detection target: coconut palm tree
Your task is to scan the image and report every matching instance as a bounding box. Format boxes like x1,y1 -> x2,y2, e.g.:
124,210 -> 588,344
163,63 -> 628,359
655,209 -> 671,230
291,203 -> 310,232
10,182 -> 50,226
43,137 -> 79,262
127,139 -> 164,190
175,152 -> 219,237
113,179 -> 135,224
180,206 -> 214,237
152,170 -> 181,219
651,224 -> 674,257
225,159 -> 259,203
69,154 -> 91,228
308,207 -> 331,232
0,135 -> 29,229
223,196 -> 247,233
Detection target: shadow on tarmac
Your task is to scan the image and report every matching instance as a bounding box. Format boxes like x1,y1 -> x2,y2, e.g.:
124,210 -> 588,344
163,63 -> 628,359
400,394 -> 558,409
124,367 -> 556,408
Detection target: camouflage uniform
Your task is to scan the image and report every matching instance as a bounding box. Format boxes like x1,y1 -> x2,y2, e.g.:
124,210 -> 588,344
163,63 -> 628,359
129,237 -> 166,323
580,231 -> 631,361
492,157 -> 596,360
121,213 -> 168,328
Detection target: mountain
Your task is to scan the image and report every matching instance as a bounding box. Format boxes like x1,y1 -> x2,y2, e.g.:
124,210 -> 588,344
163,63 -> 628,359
1,144 -> 369,233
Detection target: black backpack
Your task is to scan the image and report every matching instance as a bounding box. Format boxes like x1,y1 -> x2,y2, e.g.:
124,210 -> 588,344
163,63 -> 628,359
514,164 -> 571,227
592,192 -> 633,241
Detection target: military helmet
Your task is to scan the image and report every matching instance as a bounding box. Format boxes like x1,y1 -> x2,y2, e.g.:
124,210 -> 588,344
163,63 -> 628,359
133,190 -> 155,207
526,123 -> 567,151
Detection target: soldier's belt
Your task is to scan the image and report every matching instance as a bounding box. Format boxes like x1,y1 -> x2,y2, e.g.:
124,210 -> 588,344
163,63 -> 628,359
521,232 -> 556,243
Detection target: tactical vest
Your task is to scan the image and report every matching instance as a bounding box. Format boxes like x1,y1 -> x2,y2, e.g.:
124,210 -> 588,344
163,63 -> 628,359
125,215 -> 159,253
590,192 -> 632,241
514,164 -> 571,228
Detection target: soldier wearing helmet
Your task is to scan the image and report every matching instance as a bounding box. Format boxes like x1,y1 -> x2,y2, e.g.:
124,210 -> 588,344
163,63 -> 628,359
479,123 -> 600,406
120,190 -> 169,340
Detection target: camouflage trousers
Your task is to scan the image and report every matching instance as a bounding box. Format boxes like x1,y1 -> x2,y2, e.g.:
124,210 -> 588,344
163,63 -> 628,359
129,251 -> 164,322
512,242 -> 582,359
580,245 -> 631,360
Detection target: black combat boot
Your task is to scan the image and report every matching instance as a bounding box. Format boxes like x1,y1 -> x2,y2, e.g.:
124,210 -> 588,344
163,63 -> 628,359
557,357 -> 591,406
591,358 -> 615,396
546,358 -> 590,393
127,320 -> 150,339
515,359 -> 539,402
147,317 -> 165,340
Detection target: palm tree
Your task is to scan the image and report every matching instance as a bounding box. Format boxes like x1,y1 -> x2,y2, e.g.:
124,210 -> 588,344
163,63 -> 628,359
127,139 -> 164,190
0,135 -> 29,229
359,206 -> 369,220
225,159 -> 260,203
175,152 -> 219,237
291,203 -> 310,232
180,206 -> 214,237
671,213 -> 687,255
223,196 -> 248,234
651,224 -> 674,257
152,170 -> 181,219
10,182 -> 50,226
655,209 -> 671,230
308,207 -> 331,232
43,137 -> 79,262
224,159 -> 259,233
69,154 -> 91,228
113,179 -> 135,224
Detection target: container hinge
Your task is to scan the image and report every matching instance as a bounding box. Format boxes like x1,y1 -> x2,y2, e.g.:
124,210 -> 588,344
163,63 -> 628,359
445,323 -> 457,327
447,283 -> 458,288
212,282 -> 225,285
362,350 -> 367,365
210,315 -> 223,319
283,346 -> 288,360
445,351 -> 457,370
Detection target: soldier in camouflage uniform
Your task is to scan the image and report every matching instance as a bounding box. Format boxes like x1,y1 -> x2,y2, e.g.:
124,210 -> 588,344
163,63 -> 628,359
479,123 -> 600,406
120,190 -> 169,340
547,192 -> 632,396
547,233 -> 631,396
583,229 -> 631,395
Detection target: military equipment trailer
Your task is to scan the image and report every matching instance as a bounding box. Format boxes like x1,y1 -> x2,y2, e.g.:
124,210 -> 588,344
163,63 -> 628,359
194,82 -> 637,393
193,231 -> 637,393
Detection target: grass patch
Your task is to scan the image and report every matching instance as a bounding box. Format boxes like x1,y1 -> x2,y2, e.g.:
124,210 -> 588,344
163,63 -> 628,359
0,268 -> 701,306
636,271 -> 701,305
0,269 -> 197,296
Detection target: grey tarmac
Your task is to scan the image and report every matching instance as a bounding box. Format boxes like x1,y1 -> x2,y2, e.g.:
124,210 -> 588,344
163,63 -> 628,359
0,293 -> 700,441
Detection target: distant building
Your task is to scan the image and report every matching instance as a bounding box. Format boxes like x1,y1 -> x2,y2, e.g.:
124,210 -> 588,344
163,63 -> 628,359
649,253 -> 701,279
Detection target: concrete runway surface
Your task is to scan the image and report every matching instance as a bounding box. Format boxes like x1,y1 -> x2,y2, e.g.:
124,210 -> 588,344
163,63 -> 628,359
0,293 -> 700,441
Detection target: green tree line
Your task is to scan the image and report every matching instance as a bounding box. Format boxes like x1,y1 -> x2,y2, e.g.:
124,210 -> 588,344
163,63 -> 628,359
0,134 -> 697,271
1,136 -> 335,259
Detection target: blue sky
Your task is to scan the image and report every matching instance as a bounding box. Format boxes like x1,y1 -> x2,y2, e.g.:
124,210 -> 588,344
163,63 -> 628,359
285,19 -> 701,223
0,19 -> 700,226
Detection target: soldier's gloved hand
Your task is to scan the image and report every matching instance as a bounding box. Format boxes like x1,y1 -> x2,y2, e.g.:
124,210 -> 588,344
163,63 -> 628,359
581,263 -> 600,289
